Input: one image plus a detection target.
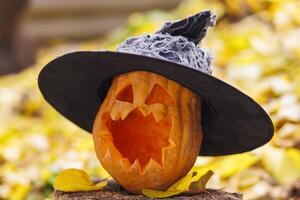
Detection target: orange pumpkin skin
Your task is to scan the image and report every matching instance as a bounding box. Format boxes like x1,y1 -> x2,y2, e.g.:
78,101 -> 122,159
92,71 -> 202,194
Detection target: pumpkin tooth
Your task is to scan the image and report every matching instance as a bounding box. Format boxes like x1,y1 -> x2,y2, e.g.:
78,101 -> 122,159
102,146 -> 112,163
128,159 -> 142,175
120,158 -> 131,171
110,101 -> 133,120
101,139 -> 124,165
152,111 -> 166,122
110,109 -> 121,121
98,136 -> 112,157
120,107 -> 135,120
161,140 -> 177,169
142,158 -> 163,175
149,104 -> 168,121
137,105 -> 151,116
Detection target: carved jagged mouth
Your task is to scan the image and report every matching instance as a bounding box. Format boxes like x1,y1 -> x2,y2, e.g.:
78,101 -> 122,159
102,108 -> 173,170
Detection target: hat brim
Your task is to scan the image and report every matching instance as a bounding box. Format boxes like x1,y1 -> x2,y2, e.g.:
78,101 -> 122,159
38,51 -> 274,156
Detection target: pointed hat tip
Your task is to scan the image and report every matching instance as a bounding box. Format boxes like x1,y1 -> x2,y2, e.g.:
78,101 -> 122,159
157,10 -> 216,44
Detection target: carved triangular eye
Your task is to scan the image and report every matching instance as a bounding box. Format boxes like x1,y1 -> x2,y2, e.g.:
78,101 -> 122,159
116,85 -> 134,103
145,84 -> 174,106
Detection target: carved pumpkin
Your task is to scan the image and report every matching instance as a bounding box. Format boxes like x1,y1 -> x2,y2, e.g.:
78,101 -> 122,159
92,71 -> 203,194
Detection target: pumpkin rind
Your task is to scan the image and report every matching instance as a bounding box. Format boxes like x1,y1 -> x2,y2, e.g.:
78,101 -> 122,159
93,71 -> 202,194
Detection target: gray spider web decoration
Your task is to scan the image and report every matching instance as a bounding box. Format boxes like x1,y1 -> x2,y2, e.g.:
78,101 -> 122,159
117,10 -> 216,75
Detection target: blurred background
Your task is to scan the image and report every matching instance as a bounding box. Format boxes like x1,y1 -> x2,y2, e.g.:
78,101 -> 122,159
0,0 -> 300,199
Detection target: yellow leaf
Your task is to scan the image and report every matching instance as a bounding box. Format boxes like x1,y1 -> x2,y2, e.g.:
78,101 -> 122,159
142,169 -> 213,198
262,147 -> 300,184
189,170 -> 214,192
217,153 -> 258,178
10,184 -> 31,200
53,168 -> 107,192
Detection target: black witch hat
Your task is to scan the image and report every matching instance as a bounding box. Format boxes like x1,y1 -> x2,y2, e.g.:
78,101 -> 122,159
38,11 -> 274,156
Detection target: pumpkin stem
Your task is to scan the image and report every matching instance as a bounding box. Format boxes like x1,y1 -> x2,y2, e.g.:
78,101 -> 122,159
157,10 -> 216,44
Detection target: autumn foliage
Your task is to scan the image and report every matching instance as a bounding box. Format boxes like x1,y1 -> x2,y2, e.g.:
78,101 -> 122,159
0,0 -> 300,199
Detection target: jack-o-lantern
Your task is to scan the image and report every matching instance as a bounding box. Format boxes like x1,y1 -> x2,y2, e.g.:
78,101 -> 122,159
38,10 -> 274,196
93,71 -> 202,193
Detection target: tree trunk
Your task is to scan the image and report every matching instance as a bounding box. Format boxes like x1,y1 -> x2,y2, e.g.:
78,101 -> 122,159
0,0 -> 35,75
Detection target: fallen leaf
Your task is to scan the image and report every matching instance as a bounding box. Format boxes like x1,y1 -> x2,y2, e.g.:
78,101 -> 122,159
189,170 -> 214,192
142,169 -> 213,198
53,168 -> 107,192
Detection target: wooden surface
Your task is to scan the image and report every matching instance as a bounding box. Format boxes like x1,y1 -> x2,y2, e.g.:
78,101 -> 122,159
54,180 -> 243,200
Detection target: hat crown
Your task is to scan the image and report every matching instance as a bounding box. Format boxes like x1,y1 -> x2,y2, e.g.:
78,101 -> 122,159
117,11 -> 216,74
